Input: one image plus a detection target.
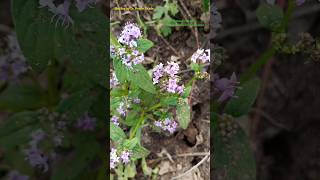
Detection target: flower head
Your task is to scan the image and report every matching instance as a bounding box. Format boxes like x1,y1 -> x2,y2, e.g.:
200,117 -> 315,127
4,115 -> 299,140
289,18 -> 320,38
120,151 -> 131,164
50,0 -> 74,27
214,73 -> 240,102
110,72 -> 119,88
111,115 -> 120,126
7,170 -> 29,180
154,118 -> 178,134
110,148 -> 120,169
24,146 -> 49,172
75,113 -> 96,131
164,62 -> 179,77
117,102 -> 127,117
191,49 -> 210,63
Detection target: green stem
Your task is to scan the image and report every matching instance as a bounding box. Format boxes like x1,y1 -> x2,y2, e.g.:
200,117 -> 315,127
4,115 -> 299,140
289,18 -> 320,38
147,103 -> 161,112
46,62 -> 59,108
130,111 -> 145,139
240,1 -> 295,83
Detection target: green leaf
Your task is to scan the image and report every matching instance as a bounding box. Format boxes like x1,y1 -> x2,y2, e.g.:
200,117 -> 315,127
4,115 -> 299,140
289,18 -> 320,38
153,6 -> 166,19
0,125 -> 35,150
256,3 -> 284,31
159,17 -> 174,36
129,65 -> 156,94
137,38 -> 154,53
52,139 -> 100,180
124,162 -> 137,178
213,115 -> 256,180
167,2 -> 179,16
0,84 -> 45,112
131,145 -> 150,161
56,89 -> 95,121
110,123 -> 126,141
141,158 -> 152,176
160,96 -> 178,106
125,110 -> 140,126
225,78 -> 261,117
0,111 -> 38,138
202,0 -> 210,11
122,137 -> 139,150
113,57 -> 129,83
12,0 -> 107,85
182,86 -> 192,99
176,98 -> 191,129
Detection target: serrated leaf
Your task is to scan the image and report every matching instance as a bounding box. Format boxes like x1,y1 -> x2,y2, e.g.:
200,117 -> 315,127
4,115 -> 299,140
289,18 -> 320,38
124,162 -> 137,178
213,116 -> 256,180
129,65 -> 156,94
177,98 -> 191,129
12,0 -> 107,86
125,110 -> 140,126
121,137 -> 139,151
131,145 -> 150,161
113,57 -> 129,83
52,139 -> 100,180
137,38 -> 154,53
153,6 -> 166,19
160,96 -> 178,106
55,89 -> 95,121
256,3 -> 284,31
225,78 -> 261,117
0,84 -> 46,112
167,2 -> 179,16
110,123 -> 126,141
0,111 -> 38,138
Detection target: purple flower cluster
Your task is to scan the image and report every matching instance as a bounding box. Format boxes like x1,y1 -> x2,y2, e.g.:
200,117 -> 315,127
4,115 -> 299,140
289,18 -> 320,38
191,49 -> 210,64
39,0 -> 97,27
0,33 -> 28,82
154,118 -> 178,134
23,129 -> 49,172
133,98 -> 141,104
117,101 -> 130,117
110,71 -> 119,89
118,23 -> 142,47
111,23 -> 145,68
111,115 -> 120,126
6,170 -> 29,180
110,148 -> 131,169
152,62 -> 184,94
75,113 -> 96,131
214,73 -> 240,102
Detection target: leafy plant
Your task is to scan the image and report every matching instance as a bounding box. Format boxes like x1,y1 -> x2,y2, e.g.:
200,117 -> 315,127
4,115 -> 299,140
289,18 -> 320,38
152,0 -> 179,37
109,22 -> 210,178
0,0 -> 108,179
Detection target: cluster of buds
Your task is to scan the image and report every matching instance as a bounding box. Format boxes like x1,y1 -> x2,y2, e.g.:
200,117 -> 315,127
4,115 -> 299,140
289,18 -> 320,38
154,118 -> 178,134
110,148 -> 131,169
110,23 -> 145,68
152,62 -> 184,94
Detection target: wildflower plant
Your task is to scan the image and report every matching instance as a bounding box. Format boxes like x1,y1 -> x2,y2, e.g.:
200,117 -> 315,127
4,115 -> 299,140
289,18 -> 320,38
109,23 -> 208,178
0,0 -> 108,179
212,0 -> 319,179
